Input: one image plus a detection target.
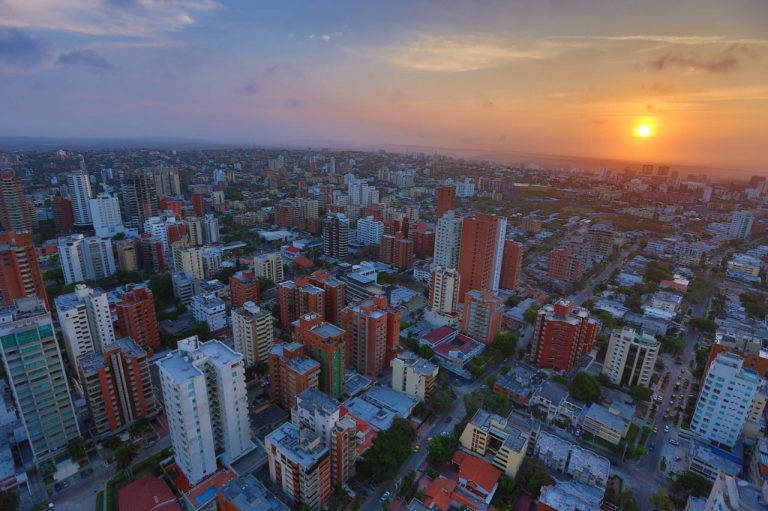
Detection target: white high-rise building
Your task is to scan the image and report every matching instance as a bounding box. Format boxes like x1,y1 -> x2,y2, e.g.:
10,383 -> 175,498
433,211 -> 463,269
58,234 -> 116,284
391,351 -> 439,400
68,172 -> 93,225
253,252 -> 284,283
191,293 -> 227,331
429,266 -> 461,317
54,284 -> 115,365
292,388 -> 340,447
143,213 -> 183,261
602,327 -> 659,387
728,210 -> 754,240
89,192 -> 125,237
356,216 -> 384,246
691,352 -> 761,448
157,336 -> 254,485
232,301 -> 274,367
202,214 -> 219,244
179,247 -> 205,280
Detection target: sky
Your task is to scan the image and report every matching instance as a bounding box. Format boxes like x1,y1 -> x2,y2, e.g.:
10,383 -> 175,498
0,0 -> 767,171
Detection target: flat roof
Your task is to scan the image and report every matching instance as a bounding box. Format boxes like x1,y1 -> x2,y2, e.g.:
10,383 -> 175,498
364,386 -> 418,417
265,423 -> 328,467
219,474 -> 289,511
311,322 -> 344,338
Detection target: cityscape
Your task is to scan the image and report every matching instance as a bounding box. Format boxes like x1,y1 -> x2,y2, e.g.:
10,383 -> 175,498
0,2 -> 767,511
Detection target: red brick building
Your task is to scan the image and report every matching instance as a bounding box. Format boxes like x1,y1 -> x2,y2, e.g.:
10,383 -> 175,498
529,300 -> 598,371
309,270 -> 346,326
277,278 -> 325,329
191,192 -> 205,217
0,231 -> 48,308
340,297 -> 400,379
457,213 -> 507,301
52,195 -> 75,230
548,247 -> 582,282
159,197 -> 183,218
379,233 -> 414,270
292,313 -> 346,399
412,223 -> 436,259
500,240 -> 523,290
461,290 -> 504,344
435,185 -> 455,219
268,342 -> 320,409
229,270 -> 260,307
115,287 -> 161,353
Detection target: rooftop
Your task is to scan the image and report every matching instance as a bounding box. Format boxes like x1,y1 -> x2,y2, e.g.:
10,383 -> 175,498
118,474 -> 181,511
296,388 -> 340,417
218,474 -> 289,511
689,439 -> 742,476
396,351 -> 438,376
342,397 -> 395,431
537,481 -> 603,511
311,322 -> 344,339
265,422 -> 328,467
270,343 -> 320,376
582,403 -> 630,432
452,451 -> 502,494
364,386 -> 419,417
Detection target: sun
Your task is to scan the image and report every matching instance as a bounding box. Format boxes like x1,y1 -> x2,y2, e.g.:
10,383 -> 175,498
635,124 -> 653,138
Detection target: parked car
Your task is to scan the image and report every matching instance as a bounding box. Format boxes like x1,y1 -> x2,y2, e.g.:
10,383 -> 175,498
669,438 -> 679,445
381,491 -> 391,502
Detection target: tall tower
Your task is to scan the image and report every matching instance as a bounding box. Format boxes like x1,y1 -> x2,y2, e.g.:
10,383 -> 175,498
67,171 -> 93,226
433,210 -> 463,269
89,192 -> 124,237
0,297 -> 80,464
0,231 -> 48,308
0,170 -> 35,232
122,171 -> 159,231
435,185 -> 455,219
115,287 -> 161,353
500,240 -> 523,291
457,213 -> 507,300
232,301 -> 274,367
322,213 -> 349,259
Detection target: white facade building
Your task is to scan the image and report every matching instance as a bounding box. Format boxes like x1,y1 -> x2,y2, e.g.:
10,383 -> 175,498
602,327 -> 659,387
191,293 -> 227,331
202,214 -> 219,244
728,210 -> 754,240
54,284 -> 115,365
253,252 -> 284,283
356,216 -> 384,246
89,192 -> 125,237
179,247 -> 205,280
391,351 -> 439,400
691,352 -> 761,448
67,172 -> 93,225
58,234 -> 116,284
433,211 -> 463,269
157,336 -> 254,485
232,301 -> 274,367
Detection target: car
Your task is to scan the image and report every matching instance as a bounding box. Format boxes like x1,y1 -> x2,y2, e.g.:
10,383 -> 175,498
653,425 -> 658,433
412,445 -> 420,453
381,491 -> 391,502
674,456 -> 682,462
664,425 -> 670,433
669,438 -> 679,445
54,483 -> 62,492
427,437 -> 433,442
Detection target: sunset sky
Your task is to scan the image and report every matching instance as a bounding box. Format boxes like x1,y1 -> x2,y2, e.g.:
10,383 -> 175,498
0,0 -> 766,170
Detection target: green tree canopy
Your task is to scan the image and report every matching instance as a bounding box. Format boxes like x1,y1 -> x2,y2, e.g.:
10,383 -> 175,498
516,458 -> 552,498
569,372 -> 602,402
629,385 -> 652,402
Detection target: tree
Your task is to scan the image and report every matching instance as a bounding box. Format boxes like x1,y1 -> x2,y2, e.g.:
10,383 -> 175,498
673,472 -> 713,498
115,443 -> 139,476
689,317 -> 716,333
505,295 -> 520,307
43,268 -> 64,283
523,306 -> 539,324
67,437 -> 87,462
428,435 -> 458,463
430,388 -> 455,414
148,273 -> 173,301
651,490 -> 673,511
418,345 -> 434,359
569,372 -> 602,402
516,458 -> 552,498
619,489 -> 640,511
492,332 -> 519,358
0,491 -> 20,511
359,418 -> 415,482
491,475 -> 517,509
129,417 -> 152,439
486,392 -> 511,416
629,385 -> 652,402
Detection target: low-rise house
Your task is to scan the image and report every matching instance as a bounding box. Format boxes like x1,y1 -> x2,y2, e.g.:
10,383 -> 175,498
579,402 -> 634,446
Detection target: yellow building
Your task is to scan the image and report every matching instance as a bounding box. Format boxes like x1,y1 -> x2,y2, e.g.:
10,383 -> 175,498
458,409 -> 533,477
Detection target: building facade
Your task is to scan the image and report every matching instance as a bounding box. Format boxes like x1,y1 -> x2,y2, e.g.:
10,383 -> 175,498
232,301 -> 274,367
602,327 -> 659,387
457,213 -> 507,299
529,300 -> 598,372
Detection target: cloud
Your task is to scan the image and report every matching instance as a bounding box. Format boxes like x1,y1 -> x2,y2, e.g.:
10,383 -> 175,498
241,81 -> 260,94
0,0 -> 221,37
0,28 -> 50,68
553,34 -> 768,47
283,98 -> 304,108
640,45 -> 760,74
309,34 -> 332,42
57,49 -> 115,69
381,34 -> 562,72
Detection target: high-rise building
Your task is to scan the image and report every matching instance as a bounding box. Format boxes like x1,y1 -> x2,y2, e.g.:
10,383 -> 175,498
340,296 -> 400,379
276,199 -> 300,229
0,170 -> 36,232
178,246 -> 204,279
586,224 -> 615,257
52,194 -> 75,231
253,252 -> 284,284
292,313 -> 346,399
268,342 -> 320,409
115,238 -> 138,272
265,422 -> 332,511
0,231 -> 48,308
356,216 -> 384,246
428,266 -> 461,318
548,246 -> 582,282
54,284 -> 115,366
122,171 -> 159,230
308,270 -> 346,326
67,171 -> 93,226
115,287 -> 161,353
412,224 -> 435,259
184,216 -> 204,246
292,389 -> 356,486
57,234 -> 116,284
151,167 -> 181,197
602,327 -> 659,387
89,192 -> 125,237
379,233 -> 414,269
728,210 -> 754,240
457,213 -> 507,300
77,337 -> 157,435
500,240 -> 523,291
530,300 -> 598,372
202,214 -> 219,244
391,351 -> 439,400
230,270 -> 260,307
435,185 -> 455,219
157,336 -> 254,485
691,352 -> 761,448
461,289 -> 504,344
0,297 -> 80,464
322,213 -> 349,259
191,293 -> 227,331
191,192 -> 206,217
277,278 -> 325,329
232,301 -> 274,367
159,197 -> 183,218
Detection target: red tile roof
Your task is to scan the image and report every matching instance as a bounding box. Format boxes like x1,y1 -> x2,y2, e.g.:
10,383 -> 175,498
423,477 -> 457,511
294,256 -> 315,269
421,326 -> 455,346
453,451 -> 502,496
118,474 -> 181,511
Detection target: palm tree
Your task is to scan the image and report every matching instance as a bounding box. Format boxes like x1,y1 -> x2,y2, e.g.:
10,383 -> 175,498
115,443 -> 139,477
